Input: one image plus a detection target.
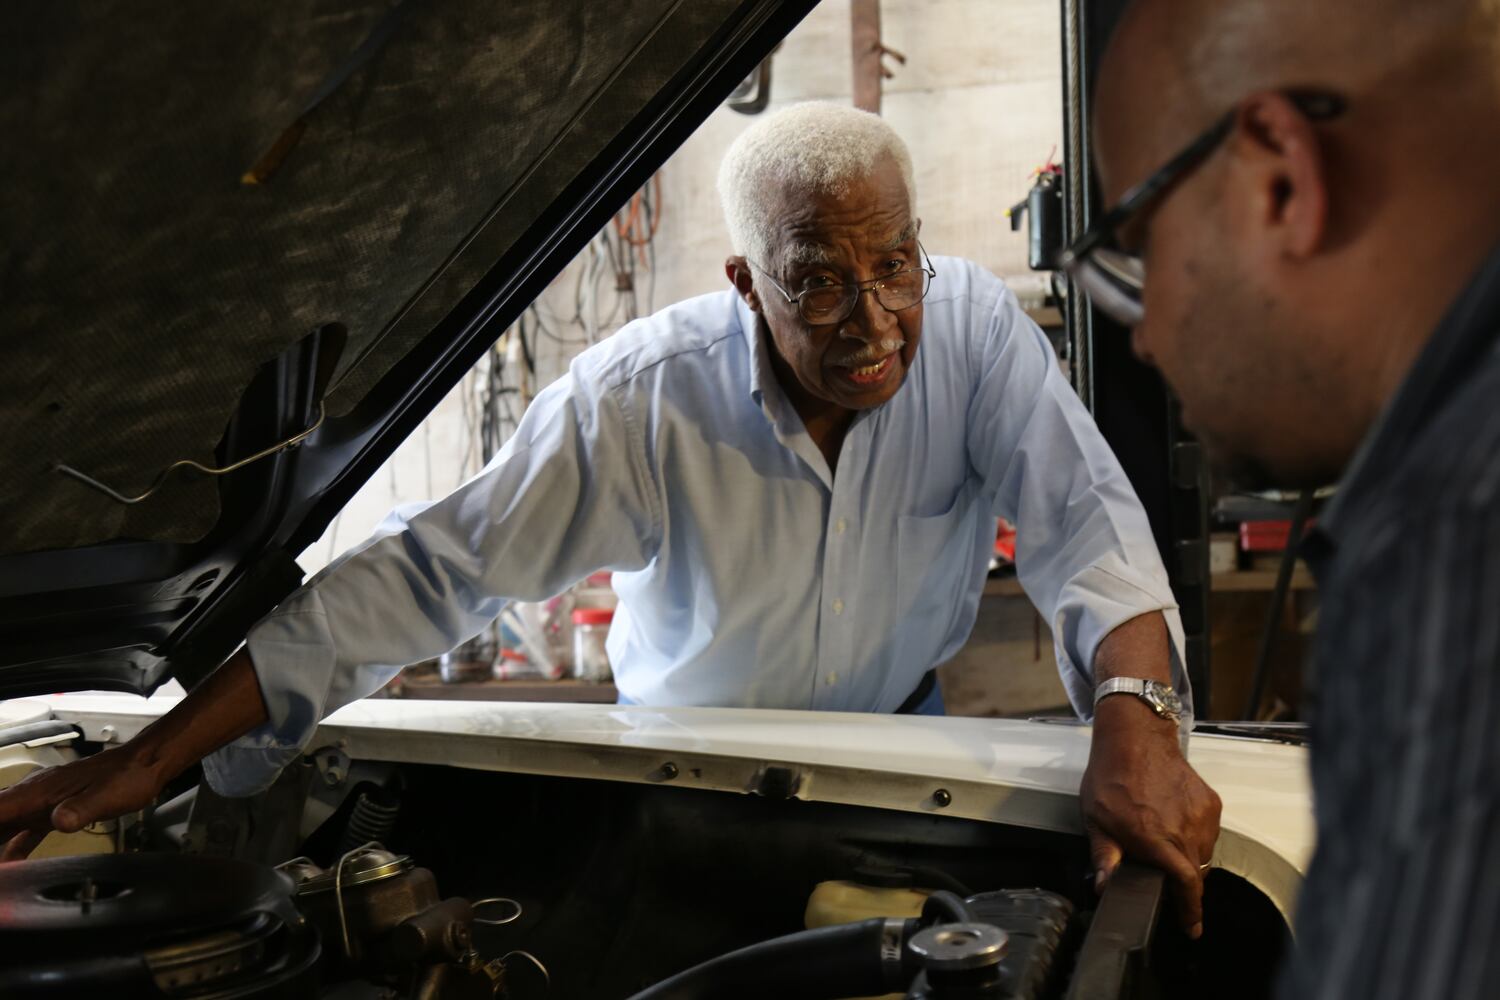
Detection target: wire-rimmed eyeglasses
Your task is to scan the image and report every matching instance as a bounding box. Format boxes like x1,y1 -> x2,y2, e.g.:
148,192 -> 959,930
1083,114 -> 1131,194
750,241 -> 936,326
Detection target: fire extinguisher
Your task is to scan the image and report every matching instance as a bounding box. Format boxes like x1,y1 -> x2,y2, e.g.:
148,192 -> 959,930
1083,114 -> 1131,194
1007,161 -> 1064,271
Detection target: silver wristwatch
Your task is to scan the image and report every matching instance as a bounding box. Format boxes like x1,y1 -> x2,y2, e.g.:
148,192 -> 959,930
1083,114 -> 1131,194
1093,678 -> 1184,723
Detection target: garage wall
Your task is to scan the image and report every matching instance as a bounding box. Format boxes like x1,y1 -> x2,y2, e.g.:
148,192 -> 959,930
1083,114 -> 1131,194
301,1 -> 1067,613
646,0 -> 1064,309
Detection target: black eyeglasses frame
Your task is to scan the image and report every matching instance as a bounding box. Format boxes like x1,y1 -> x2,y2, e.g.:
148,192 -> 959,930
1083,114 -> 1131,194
1059,90 -> 1347,325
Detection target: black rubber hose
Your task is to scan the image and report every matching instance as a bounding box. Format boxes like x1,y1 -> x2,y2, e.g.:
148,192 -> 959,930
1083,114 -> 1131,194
339,786 -> 401,855
1242,490 -> 1317,720
904,866 -> 972,899
921,890 -> 976,926
627,917 -> 917,1000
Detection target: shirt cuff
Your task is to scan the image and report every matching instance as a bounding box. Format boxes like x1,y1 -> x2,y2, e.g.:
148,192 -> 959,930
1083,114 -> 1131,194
1050,556 -> 1193,723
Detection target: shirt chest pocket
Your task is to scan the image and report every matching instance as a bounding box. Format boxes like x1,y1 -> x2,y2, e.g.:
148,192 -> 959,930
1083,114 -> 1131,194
893,491 -> 978,656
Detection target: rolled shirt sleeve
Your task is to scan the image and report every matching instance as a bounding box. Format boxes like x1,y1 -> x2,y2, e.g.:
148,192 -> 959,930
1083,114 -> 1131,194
965,283 -> 1190,721
202,356 -> 661,796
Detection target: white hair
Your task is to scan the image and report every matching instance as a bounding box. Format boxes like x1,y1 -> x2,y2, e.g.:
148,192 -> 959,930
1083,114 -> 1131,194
717,101 -> 917,268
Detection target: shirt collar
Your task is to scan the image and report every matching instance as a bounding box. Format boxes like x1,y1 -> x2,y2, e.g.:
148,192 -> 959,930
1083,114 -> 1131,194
737,293 -> 791,425
1319,235 -> 1500,537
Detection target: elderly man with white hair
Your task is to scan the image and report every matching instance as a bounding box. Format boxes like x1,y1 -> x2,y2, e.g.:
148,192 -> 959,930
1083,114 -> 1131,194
0,103 -> 1221,935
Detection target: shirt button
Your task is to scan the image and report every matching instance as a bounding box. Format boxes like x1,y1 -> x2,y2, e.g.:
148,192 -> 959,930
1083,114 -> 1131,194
826,672 -> 839,686
835,518 -> 848,535
832,598 -> 844,615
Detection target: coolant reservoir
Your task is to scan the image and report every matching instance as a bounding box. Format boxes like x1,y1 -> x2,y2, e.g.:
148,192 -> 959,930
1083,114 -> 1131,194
805,881 -> 931,1000
805,879 -> 930,928
0,699 -> 117,858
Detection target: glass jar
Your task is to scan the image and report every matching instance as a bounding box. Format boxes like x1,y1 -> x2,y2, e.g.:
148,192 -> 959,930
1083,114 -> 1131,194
439,623 -> 498,684
571,608 -> 614,683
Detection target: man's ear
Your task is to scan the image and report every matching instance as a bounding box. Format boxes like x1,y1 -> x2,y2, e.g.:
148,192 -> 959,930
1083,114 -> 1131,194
1230,92 -> 1331,260
725,256 -> 762,311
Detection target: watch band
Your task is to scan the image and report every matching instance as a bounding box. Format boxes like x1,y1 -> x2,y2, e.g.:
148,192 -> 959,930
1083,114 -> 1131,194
1095,677 -> 1147,702
1094,677 -> 1183,722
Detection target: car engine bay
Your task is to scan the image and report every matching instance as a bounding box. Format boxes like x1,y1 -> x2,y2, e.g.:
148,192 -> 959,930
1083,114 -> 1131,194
0,732 -> 1290,1000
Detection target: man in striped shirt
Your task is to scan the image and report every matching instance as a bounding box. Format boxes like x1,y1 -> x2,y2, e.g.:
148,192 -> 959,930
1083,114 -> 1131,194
1076,0 -> 1500,995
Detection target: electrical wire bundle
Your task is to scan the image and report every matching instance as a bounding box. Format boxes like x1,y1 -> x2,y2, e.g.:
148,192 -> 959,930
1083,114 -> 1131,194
332,176 -> 664,561
476,342 -> 520,467
567,174 -> 663,344
610,172 -> 663,321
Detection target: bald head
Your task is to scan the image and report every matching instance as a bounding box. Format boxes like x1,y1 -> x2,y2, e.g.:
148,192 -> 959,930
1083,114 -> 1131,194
1172,0 -> 1483,98
1098,0 -> 1499,189
1089,0 -> 1500,489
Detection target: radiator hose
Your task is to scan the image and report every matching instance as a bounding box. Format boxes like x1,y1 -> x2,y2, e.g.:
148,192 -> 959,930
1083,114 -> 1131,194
627,916 -> 922,1000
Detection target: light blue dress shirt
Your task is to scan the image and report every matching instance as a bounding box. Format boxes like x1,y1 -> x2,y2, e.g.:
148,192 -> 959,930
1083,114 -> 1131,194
204,257 -> 1186,796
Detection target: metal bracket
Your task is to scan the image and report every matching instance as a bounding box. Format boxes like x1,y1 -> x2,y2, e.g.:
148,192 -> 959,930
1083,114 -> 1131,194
1064,864 -> 1164,1000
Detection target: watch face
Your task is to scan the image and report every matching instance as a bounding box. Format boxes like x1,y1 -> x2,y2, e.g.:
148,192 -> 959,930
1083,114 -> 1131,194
1145,682 -> 1183,718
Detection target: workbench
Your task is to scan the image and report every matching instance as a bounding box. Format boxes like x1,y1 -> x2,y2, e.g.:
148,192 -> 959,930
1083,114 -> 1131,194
398,568 -> 1315,715
968,567 -> 1318,719
982,566 -> 1316,598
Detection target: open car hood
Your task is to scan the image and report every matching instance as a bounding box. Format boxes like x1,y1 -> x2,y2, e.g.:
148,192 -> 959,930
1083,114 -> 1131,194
23,697 -> 1316,925
0,0 -> 815,696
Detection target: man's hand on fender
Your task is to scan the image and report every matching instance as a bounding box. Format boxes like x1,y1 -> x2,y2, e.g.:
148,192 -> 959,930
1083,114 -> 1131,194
1081,612 -> 1222,939
1081,693 -> 1222,938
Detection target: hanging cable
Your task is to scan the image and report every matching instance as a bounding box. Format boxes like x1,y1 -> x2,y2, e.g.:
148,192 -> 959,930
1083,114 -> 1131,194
608,174 -> 662,322
614,173 -> 663,251
457,366 -> 479,482
646,219 -> 658,314
528,301 -> 590,347
478,335 -> 514,466
1242,491 -> 1318,720
456,174 -> 664,474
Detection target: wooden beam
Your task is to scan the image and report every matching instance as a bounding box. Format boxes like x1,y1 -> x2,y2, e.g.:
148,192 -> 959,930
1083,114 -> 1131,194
851,0 -> 882,113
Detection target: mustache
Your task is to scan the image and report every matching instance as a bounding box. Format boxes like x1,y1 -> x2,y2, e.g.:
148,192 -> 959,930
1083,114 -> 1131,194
835,337 -> 906,367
